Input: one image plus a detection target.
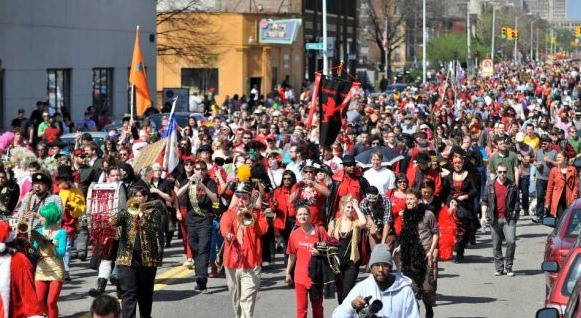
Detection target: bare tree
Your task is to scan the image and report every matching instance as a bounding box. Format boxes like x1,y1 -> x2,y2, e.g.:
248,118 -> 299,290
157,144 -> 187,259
156,0 -> 220,65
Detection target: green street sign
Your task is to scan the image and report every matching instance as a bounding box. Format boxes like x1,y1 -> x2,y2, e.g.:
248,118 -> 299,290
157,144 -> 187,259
306,42 -> 324,50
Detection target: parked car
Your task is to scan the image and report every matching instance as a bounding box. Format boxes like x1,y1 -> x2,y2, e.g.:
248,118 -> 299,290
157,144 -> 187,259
59,132 -> 108,151
542,238 -> 581,316
543,199 -> 581,291
536,276 -> 581,318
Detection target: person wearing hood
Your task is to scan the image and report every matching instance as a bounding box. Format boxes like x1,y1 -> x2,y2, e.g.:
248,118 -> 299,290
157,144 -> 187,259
332,244 -> 420,318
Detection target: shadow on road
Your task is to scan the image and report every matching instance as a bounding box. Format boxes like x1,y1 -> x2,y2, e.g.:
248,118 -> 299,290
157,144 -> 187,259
515,269 -> 543,276
436,293 -> 497,306
517,232 -> 550,239
154,289 -> 197,302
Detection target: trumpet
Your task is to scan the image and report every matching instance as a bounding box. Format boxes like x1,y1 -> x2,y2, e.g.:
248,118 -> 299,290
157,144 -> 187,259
126,197 -> 141,216
17,220 -> 29,235
236,192 -> 260,227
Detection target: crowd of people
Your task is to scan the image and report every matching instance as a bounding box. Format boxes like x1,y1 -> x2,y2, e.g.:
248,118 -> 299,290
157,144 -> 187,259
0,57 -> 580,318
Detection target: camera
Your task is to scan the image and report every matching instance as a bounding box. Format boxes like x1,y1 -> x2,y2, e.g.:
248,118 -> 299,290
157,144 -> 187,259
358,296 -> 383,318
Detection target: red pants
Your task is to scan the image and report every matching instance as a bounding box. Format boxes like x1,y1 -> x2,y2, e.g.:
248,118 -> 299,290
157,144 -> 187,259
179,207 -> 193,258
294,282 -> 324,318
35,280 -> 63,318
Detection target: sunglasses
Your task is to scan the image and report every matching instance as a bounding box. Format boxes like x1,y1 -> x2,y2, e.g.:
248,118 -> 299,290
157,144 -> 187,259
497,170 -> 507,175
77,154 -> 87,159
303,170 -> 314,174
194,167 -> 204,171
397,180 -> 408,184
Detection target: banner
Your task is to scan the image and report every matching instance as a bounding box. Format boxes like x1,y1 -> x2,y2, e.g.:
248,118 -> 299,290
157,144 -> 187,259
133,139 -> 165,172
318,76 -> 360,147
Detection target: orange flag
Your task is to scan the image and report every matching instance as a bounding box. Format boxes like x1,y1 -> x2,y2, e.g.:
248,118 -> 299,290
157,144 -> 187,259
129,26 -> 151,116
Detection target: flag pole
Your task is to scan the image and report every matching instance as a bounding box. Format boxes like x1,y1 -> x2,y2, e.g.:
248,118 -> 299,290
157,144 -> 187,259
130,84 -> 135,120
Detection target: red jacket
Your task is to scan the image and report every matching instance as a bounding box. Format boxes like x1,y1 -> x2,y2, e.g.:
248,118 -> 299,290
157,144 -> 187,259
545,166 -> 579,217
406,164 -> 443,198
270,186 -> 295,230
0,252 -> 44,318
220,206 -> 268,269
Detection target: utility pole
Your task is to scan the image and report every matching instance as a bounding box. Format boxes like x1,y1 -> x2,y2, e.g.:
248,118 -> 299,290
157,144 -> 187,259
322,0 -> 328,75
467,1 -> 471,68
422,0 -> 426,83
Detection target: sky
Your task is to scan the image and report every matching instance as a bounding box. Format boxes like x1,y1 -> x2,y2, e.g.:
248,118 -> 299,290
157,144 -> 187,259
567,0 -> 581,19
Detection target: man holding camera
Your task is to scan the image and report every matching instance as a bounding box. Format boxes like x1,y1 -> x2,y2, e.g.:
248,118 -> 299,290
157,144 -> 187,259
332,244 -> 420,318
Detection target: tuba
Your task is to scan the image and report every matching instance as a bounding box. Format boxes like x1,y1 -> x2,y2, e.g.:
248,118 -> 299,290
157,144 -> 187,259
126,197 -> 141,216
236,192 -> 260,227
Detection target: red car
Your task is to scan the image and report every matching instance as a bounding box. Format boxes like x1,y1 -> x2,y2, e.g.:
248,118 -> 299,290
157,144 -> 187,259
543,199 -> 581,291
542,241 -> 581,317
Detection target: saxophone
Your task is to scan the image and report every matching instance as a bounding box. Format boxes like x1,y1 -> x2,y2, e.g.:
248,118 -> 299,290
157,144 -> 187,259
17,190 -> 39,238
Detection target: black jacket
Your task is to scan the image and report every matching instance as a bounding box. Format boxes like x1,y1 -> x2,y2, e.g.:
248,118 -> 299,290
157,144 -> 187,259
481,179 -> 520,222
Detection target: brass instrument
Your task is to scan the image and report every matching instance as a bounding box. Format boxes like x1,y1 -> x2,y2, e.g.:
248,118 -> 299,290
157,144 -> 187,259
237,192 -> 260,227
126,197 -> 141,216
17,220 -> 29,235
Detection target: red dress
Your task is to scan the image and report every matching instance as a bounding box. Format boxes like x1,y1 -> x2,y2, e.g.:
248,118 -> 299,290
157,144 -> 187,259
387,190 -> 406,236
437,205 -> 457,261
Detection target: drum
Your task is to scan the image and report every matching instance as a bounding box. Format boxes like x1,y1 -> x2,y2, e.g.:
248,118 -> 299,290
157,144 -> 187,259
86,182 -> 127,259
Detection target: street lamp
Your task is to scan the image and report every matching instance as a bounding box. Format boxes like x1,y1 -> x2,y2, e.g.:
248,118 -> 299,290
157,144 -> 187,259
422,0 -> 426,83
490,1 -> 514,62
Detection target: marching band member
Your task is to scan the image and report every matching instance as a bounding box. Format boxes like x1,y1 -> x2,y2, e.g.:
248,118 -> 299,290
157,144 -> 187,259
33,202 -> 66,318
110,186 -> 165,318
0,169 -> 20,219
56,166 -> 85,281
18,173 -> 63,236
0,220 -> 44,318
220,182 -> 268,318
175,158 -> 218,292
88,166 -> 123,297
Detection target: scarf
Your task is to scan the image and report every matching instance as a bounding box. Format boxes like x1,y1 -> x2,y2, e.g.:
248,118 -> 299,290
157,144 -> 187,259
400,204 -> 428,287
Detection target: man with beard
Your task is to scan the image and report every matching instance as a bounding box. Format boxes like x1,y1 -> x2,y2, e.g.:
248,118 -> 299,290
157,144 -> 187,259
394,189 -> 439,318
18,172 -> 63,234
332,244 -> 420,318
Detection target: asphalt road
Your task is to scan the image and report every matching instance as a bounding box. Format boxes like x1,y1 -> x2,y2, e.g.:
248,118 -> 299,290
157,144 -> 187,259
58,215 -> 552,318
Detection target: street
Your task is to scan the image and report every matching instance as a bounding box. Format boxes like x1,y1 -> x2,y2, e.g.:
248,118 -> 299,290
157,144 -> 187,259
58,215 -> 552,318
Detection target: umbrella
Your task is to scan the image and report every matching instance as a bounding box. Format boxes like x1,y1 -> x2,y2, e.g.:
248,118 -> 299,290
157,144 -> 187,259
355,146 -> 404,166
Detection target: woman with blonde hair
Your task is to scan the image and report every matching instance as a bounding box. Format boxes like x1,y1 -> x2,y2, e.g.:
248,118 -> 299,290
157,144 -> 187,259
328,194 -> 366,304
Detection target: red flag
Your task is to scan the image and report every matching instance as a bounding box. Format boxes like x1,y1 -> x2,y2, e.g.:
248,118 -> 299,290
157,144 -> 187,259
129,26 -> 151,116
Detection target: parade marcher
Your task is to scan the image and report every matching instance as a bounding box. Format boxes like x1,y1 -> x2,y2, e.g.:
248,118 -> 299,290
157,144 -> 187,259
110,186 -> 165,318
332,244 -> 420,318
532,135 -> 557,223
544,150 -> 579,219
271,170 -> 297,264
480,163 -> 520,277
34,202 -> 66,318
362,151 -> 395,195
285,204 -> 328,318
489,135 -> 519,183
359,186 -> 391,250
289,160 -> 330,227
331,155 -> 370,217
18,173 -> 63,237
147,163 -> 174,248
175,158 -> 218,291
220,182 -> 268,318
56,166 -> 85,281
328,195 -> 367,304
394,189 -> 439,318
0,220 -> 44,318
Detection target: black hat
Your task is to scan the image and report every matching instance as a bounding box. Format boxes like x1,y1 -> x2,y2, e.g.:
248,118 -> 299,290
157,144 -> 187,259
57,166 -> 73,181
31,173 -> 51,187
540,135 -> 551,143
342,155 -> 356,165
415,152 -> 430,164
235,182 -> 253,195
197,144 -> 213,154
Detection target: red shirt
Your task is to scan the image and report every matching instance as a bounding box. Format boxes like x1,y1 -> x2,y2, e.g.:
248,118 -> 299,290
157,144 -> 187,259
494,180 -> 508,219
271,186 -> 294,230
220,206 -> 269,269
291,182 -> 327,226
286,226 -> 328,288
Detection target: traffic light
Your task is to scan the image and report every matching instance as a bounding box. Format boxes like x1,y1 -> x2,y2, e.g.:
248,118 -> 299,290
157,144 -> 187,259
512,29 -> 518,40
501,27 -> 507,39
576,26 -> 581,39
506,27 -> 513,40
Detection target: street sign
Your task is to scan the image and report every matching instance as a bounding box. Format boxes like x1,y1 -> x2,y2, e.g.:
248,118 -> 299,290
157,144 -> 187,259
306,42 -> 324,50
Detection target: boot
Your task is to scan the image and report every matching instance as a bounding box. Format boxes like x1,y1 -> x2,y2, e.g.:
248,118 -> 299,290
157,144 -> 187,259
209,263 -> 218,278
89,278 -> 107,297
425,305 -> 434,318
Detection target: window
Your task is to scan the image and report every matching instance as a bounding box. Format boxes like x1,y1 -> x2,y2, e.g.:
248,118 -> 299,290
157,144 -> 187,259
181,68 -> 218,95
47,69 -> 71,113
93,68 -> 113,116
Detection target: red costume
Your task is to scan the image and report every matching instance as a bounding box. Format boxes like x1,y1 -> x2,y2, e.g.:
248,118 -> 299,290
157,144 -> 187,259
0,221 -> 44,318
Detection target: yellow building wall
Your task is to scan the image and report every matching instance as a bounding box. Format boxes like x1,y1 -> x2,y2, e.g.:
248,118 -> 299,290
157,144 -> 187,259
157,13 -> 304,105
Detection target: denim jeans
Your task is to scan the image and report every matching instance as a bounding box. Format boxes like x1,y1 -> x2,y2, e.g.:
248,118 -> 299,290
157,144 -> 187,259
535,179 -> 548,219
63,235 -> 75,272
490,218 -> 516,272
209,219 -> 223,262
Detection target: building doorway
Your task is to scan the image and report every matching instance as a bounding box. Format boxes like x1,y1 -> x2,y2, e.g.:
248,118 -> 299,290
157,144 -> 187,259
249,77 -> 262,99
